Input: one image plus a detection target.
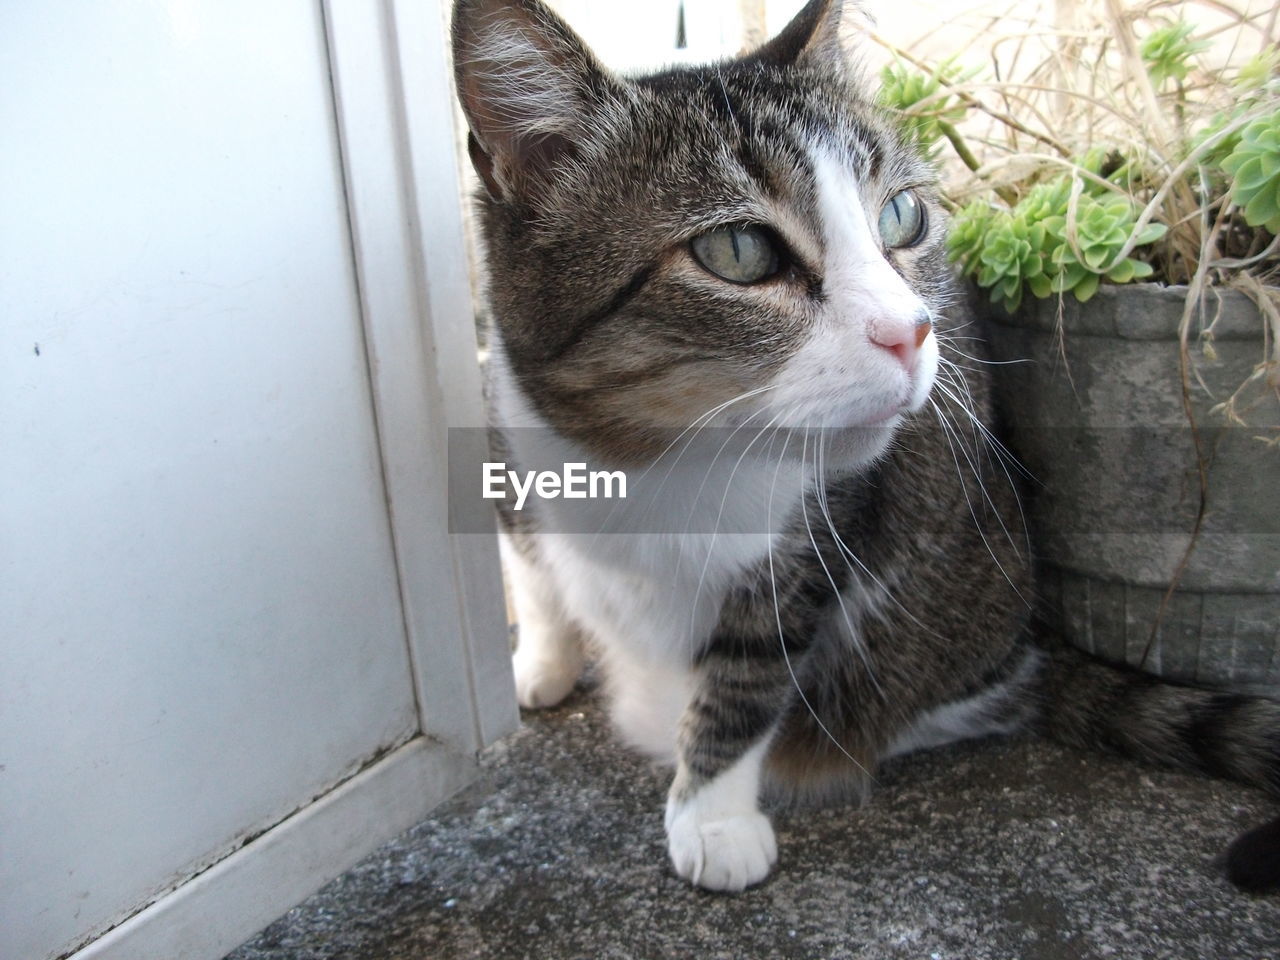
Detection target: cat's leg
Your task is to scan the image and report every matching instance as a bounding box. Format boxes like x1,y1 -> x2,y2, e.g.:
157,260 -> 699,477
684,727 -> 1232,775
664,654 -> 788,891
501,532 -> 585,709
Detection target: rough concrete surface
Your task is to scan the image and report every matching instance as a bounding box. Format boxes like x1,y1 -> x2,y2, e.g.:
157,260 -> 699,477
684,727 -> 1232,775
228,675 -> 1280,960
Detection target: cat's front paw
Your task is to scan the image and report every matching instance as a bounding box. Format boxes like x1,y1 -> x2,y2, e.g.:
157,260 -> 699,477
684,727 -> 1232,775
512,646 -> 581,709
665,805 -> 777,892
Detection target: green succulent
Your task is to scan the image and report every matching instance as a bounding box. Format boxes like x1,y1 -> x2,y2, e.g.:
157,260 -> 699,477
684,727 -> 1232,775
945,200 -> 995,271
949,176 -> 1166,310
1234,45 -> 1279,93
1221,109 -> 1280,235
1140,20 -> 1208,87
878,59 -> 967,154
1042,194 -> 1164,302
884,13 -> 1274,332
1075,147 -> 1152,195
1196,53 -> 1277,170
971,212 -> 1050,311
1018,179 -> 1073,221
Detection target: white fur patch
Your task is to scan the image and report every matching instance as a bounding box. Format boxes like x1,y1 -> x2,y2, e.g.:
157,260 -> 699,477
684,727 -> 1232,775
882,648 -> 1042,758
766,149 -> 938,463
501,533 -> 585,709
665,738 -> 777,891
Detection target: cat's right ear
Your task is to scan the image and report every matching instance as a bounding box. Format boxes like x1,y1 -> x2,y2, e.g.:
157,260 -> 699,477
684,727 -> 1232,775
452,0 -> 609,202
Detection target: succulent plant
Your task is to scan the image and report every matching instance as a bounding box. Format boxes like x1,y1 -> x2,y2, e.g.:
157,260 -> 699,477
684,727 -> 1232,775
1221,108 -> 1280,235
1234,45 -> 1280,93
944,200 -> 995,272
1140,20 -> 1208,87
882,11 -> 1272,314
1042,194 -> 1164,302
972,213 -> 1048,311
878,58 -> 967,157
875,2 -> 1277,433
950,178 -> 1165,311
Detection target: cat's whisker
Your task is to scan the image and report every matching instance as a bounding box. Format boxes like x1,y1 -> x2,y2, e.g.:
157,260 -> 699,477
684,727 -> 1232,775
679,397 -> 783,538
932,359 -> 1035,560
936,333 -> 1033,367
935,396 -> 1006,541
928,398 -> 1032,606
934,364 -> 981,449
807,431 -> 944,649
933,363 -> 1034,482
798,428 -> 883,698
687,407 -> 789,642
765,424 -> 875,781
587,383 -> 778,543
646,384 -> 780,481
932,373 -> 1030,527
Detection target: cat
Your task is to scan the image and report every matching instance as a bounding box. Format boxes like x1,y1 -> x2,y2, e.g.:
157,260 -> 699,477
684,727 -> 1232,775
451,0 -> 1280,892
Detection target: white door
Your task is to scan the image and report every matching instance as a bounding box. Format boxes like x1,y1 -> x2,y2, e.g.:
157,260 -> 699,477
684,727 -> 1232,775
0,3 -> 516,959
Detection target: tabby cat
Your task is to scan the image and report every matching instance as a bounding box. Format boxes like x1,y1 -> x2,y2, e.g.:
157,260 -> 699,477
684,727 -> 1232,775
451,0 -> 1280,892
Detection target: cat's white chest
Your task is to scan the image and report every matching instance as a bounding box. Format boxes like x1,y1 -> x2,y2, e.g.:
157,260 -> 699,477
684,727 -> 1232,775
538,523 -> 778,666
533,469 -> 796,758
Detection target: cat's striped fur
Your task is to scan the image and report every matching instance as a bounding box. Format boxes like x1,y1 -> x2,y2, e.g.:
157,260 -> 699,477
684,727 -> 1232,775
453,0 -> 1280,892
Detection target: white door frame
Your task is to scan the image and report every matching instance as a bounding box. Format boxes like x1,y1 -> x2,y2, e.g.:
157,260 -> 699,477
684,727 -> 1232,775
70,2 -> 515,957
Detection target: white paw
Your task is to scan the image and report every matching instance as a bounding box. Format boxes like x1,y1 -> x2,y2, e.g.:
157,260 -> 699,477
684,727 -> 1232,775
666,806 -> 777,891
512,649 -> 580,709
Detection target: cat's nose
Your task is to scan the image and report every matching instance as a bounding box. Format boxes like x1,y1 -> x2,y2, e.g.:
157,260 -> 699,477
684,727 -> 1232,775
869,311 -> 932,370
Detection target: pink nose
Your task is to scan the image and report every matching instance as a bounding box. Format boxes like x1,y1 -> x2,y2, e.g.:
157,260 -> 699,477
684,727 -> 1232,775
870,313 -> 932,370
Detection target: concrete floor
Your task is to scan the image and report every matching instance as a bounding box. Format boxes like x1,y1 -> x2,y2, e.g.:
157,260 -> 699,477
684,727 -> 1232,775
228,674 -> 1280,960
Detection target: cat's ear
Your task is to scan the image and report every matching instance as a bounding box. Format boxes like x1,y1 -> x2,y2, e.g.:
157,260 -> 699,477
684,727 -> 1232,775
750,0 -> 868,72
452,0 -> 611,202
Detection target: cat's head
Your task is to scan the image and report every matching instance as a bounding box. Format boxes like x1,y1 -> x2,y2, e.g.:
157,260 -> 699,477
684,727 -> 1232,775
454,0 -> 950,467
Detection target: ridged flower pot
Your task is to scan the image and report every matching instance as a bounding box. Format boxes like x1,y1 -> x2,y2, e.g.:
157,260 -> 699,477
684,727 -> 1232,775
981,284 -> 1279,696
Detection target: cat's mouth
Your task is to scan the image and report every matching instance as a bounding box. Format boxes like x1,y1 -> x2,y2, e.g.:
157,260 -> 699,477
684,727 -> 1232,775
805,387 -> 916,430
851,402 -> 906,427
764,396 -> 908,434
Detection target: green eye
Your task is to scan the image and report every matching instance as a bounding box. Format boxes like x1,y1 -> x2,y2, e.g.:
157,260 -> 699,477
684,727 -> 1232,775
690,225 -> 780,284
878,190 -> 926,248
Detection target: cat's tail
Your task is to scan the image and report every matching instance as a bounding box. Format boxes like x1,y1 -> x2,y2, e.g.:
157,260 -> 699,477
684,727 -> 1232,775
1037,641 -> 1280,892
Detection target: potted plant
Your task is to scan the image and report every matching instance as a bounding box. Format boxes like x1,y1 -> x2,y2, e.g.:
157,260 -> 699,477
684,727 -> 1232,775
877,1 -> 1279,693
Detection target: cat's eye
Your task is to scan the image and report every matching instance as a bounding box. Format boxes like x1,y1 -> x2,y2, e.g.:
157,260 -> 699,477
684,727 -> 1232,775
878,190 -> 927,248
690,225 -> 780,284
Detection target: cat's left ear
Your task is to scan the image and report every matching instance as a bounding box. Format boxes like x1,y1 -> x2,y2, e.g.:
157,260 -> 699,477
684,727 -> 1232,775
749,0 -> 870,73
452,0 -> 614,202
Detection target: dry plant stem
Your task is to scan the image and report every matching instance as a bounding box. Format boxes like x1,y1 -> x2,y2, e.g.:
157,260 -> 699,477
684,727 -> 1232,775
963,80 -> 1157,129
971,153 -> 1132,197
1062,177 -> 1091,271
1232,273 -> 1280,393
1102,0 -> 1204,254
1175,0 -> 1274,39
1211,234 -> 1280,271
937,121 -> 1019,205
1102,104 -> 1272,273
1054,0 -> 1078,118
1141,180 -> 1232,666
867,30 -> 1070,156
1103,0 -> 1173,144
